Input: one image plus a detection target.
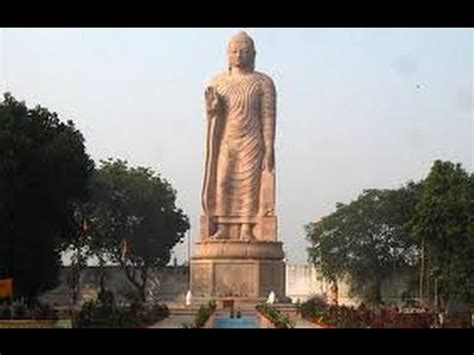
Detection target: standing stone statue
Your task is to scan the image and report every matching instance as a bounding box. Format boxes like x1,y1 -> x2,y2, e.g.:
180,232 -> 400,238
191,31 -> 285,299
201,31 -> 277,242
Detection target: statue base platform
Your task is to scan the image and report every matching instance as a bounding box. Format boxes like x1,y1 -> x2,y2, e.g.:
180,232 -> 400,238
190,240 -> 285,299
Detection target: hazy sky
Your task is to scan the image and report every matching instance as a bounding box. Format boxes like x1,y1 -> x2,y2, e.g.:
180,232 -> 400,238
0,28 -> 472,264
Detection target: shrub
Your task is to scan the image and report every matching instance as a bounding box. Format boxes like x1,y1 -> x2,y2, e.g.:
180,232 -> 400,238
72,299 -> 169,328
194,300 -> 216,328
298,298 -> 438,328
298,295 -> 328,320
0,300 -> 57,320
256,303 -> 295,328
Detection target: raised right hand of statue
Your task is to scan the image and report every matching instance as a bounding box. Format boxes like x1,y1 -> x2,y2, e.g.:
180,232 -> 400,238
205,86 -> 219,118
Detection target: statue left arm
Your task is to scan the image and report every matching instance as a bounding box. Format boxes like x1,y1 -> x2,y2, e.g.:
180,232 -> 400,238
261,76 -> 276,172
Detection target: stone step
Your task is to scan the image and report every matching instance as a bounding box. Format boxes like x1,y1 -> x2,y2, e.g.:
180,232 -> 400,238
169,308 -> 199,316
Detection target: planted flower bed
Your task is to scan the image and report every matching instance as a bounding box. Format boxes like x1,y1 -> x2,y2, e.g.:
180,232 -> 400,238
195,300 -> 217,328
299,297 -> 440,328
180,300 -> 217,328
256,303 -> 295,328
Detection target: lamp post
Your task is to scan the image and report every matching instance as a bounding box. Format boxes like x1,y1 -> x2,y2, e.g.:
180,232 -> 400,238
187,229 -> 191,283
187,229 -> 191,266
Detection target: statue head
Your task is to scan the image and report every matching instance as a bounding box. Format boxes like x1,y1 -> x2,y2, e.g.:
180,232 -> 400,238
227,31 -> 256,73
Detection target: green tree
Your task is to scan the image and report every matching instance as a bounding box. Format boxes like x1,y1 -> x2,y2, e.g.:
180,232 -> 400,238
60,201 -> 96,306
306,183 -> 421,305
0,93 -> 94,299
409,160 -> 473,309
84,159 -> 190,302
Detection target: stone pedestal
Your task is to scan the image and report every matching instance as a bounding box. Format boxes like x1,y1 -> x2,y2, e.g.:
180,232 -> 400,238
190,240 -> 285,299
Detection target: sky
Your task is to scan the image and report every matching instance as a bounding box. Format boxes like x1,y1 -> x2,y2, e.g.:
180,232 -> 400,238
0,28 -> 472,264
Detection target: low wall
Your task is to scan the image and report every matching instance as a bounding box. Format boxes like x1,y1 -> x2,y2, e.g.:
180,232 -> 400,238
39,266 -> 189,306
39,264 -> 416,307
285,264 -> 417,306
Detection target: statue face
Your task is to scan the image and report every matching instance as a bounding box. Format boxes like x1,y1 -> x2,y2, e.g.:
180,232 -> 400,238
228,40 -> 255,71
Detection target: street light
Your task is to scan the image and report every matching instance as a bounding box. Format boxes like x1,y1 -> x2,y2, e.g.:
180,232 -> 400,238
187,229 -> 191,266
187,230 -> 192,299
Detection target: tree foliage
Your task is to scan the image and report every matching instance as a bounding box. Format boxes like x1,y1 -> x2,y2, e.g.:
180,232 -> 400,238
80,159 -> 190,301
0,93 -> 94,299
409,160 -> 473,308
306,183 -> 421,304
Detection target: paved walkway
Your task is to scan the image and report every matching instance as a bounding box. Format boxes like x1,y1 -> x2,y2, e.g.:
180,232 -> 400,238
148,314 -> 195,328
288,314 -> 322,329
290,315 -> 323,329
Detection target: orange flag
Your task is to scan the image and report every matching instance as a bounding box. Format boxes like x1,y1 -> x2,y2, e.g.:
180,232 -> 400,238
0,278 -> 13,298
121,239 -> 129,261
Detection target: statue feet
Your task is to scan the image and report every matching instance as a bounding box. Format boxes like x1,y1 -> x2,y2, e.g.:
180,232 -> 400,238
210,228 -> 224,240
240,224 -> 255,241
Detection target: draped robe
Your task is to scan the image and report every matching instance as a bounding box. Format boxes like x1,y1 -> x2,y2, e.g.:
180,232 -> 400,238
202,71 -> 276,218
